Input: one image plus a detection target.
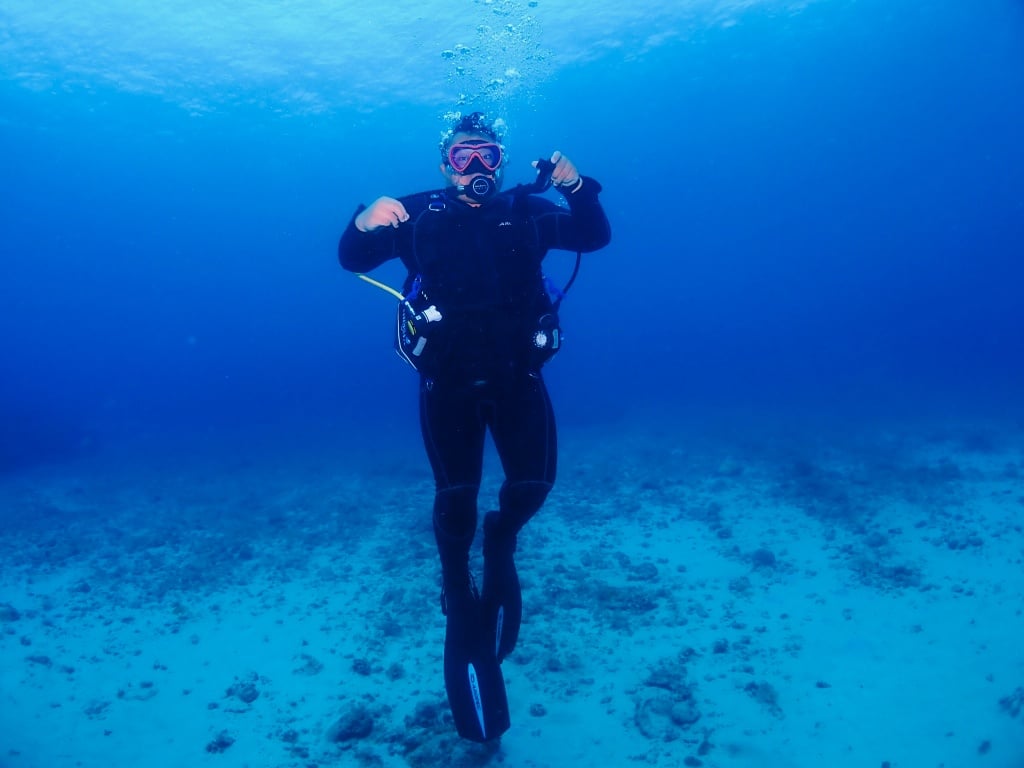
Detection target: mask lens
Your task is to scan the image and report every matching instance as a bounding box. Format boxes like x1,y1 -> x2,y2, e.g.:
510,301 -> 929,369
448,142 -> 502,172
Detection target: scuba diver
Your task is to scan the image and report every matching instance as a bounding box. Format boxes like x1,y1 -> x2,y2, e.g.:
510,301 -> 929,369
337,111 -> 611,741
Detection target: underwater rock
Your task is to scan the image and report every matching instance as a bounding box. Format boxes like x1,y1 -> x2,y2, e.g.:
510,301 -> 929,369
205,730 -> 235,753
225,674 -> 261,704
851,556 -> 923,591
728,576 -> 752,596
593,583 -> 661,615
627,562 -> 660,582
635,694 -> 675,738
404,699 -> 445,732
118,681 -> 158,701
670,699 -> 701,726
403,735 -> 499,768
0,603 -> 22,622
635,692 -> 701,739
999,687 -> 1024,718
938,531 -> 984,550
748,548 -> 777,570
326,703 -> 374,742
634,654 -> 701,739
863,531 -> 889,549
645,656 -> 692,697
395,699 -> 451,757
292,653 -> 323,676
744,680 -> 783,718
84,700 -> 110,719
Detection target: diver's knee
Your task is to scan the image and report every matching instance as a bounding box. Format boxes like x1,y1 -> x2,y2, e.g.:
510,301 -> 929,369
495,480 -> 552,533
433,485 -> 479,542
500,480 -> 551,514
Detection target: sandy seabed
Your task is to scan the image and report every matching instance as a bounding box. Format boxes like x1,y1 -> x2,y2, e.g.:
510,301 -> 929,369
2,417 -> 1023,768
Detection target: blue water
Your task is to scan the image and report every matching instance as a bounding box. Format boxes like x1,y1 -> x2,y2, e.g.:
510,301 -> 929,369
2,2 -> 1024,765
2,0 -> 1022,473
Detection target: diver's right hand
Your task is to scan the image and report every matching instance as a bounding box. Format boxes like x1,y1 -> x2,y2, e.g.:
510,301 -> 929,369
354,196 -> 410,231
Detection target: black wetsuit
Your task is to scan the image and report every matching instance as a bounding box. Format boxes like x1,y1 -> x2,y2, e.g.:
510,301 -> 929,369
338,178 -> 610,661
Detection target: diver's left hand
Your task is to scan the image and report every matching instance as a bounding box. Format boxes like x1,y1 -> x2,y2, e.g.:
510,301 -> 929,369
533,150 -> 580,189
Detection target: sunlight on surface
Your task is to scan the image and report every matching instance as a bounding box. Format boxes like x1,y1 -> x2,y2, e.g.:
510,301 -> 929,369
1,0 -> 816,112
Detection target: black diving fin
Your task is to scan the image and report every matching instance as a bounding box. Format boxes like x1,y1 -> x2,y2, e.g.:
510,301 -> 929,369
481,510 -> 523,662
442,585 -> 511,742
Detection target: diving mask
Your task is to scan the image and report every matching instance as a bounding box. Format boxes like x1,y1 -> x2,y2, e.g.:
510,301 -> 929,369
447,141 -> 503,174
